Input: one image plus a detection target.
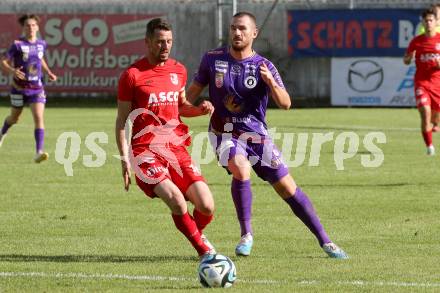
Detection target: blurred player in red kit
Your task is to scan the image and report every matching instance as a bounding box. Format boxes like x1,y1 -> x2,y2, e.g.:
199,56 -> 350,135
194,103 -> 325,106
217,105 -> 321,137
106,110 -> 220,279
404,8 -> 440,155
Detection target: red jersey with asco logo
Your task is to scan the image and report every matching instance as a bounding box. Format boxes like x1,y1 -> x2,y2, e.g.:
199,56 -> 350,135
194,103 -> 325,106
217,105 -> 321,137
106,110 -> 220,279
407,33 -> 440,85
118,58 -> 190,147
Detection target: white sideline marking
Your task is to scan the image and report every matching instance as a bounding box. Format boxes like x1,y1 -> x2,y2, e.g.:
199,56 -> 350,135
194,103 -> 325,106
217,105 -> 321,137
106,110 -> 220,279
0,271 -> 278,285
1,272 -> 440,288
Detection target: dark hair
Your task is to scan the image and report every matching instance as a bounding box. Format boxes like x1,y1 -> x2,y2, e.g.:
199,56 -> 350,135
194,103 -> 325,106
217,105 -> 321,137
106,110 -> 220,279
430,3 -> 440,10
422,8 -> 437,19
146,18 -> 172,39
232,11 -> 257,27
18,14 -> 40,26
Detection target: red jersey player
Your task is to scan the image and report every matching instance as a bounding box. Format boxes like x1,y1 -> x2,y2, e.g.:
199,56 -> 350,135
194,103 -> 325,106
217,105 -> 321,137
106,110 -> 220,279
404,8 -> 440,155
115,18 -> 216,259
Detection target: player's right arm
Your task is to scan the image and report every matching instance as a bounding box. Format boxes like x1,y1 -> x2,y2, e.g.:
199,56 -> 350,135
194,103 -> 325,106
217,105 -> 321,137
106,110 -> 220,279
187,53 -> 210,104
115,100 -> 132,191
186,82 -> 206,104
403,51 -> 415,65
0,56 -> 25,80
115,70 -> 135,191
403,39 -> 416,65
1,42 -> 25,80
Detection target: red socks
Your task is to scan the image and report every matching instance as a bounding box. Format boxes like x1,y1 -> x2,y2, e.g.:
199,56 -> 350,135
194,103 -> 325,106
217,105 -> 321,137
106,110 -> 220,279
172,212 -> 209,256
422,131 -> 433,147
193,209 -> 213,234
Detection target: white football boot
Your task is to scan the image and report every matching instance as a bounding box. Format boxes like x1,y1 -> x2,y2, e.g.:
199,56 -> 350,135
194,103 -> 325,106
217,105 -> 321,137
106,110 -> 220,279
34,152 -> 49,163
322,242 -> 349,259
427,145 -> 435,156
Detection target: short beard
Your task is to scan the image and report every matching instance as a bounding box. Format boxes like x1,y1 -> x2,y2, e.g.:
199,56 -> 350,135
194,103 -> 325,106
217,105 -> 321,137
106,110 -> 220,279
155,52 -> 169,62
231,44 -> 245,51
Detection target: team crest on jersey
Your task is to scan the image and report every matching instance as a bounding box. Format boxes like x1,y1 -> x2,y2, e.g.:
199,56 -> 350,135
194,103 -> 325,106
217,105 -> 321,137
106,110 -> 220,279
170,73 -> 179,85
231,64 -> 241,75
244,76 -> 257,89
436,43 -> 440,50
215,72 -> 224,88
28,63 -> 38,75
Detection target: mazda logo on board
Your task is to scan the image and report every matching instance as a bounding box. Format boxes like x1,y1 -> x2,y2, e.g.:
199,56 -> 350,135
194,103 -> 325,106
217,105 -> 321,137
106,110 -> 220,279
347,60 -> 384,93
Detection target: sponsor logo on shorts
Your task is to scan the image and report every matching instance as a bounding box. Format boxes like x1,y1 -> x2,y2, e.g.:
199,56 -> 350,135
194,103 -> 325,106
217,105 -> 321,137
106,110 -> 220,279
146,166 -> 168,177
271,158 -> 282,168
10,94 -> 24,107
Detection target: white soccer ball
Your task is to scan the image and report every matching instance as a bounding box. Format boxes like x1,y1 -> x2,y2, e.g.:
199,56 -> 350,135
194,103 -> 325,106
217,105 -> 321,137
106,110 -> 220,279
198,254 -> 237,288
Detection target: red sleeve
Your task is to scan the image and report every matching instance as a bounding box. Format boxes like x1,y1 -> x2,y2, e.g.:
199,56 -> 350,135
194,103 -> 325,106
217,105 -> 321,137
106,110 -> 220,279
406,38 -> 417,55
117,69 -> 136,101
181,65 -> 187,92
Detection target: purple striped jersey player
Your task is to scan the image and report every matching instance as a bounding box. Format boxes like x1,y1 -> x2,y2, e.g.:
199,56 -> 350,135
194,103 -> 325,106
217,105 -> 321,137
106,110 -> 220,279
0,14 -> 57,162
187,11 -> 348,259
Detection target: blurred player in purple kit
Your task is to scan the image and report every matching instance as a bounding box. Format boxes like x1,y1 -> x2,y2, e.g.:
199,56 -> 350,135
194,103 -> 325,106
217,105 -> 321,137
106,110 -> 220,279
187,12 -> 348,258
0,14 -> 57,162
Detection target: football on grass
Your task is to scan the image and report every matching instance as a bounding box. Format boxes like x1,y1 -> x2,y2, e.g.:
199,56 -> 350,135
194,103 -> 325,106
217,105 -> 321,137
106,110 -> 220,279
198,254 -> 236,288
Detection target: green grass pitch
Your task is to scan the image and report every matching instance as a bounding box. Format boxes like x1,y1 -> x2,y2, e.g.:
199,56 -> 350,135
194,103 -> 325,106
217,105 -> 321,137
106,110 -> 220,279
0,106 -> 439,292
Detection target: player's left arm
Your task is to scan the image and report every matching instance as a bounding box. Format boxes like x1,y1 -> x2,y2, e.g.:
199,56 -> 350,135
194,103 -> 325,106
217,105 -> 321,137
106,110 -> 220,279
41,58 -> 57,81
178,89 -> 214,117
260,62 -> 291,110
